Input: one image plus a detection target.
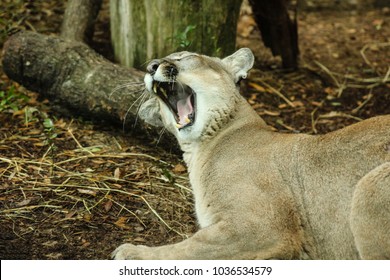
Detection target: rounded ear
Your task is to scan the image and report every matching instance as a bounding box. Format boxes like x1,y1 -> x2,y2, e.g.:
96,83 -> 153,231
222,48 -> 255,83
138,97 -> 164,127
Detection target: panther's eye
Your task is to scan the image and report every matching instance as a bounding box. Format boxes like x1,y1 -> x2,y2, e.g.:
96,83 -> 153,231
178,55 -> 197,61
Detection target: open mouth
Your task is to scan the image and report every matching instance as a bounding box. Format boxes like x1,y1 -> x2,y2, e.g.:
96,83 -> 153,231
152,81 -> 196,130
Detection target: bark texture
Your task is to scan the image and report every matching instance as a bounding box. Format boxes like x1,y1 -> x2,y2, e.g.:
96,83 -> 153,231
61,0 -> 103,43
2,31 -> 173,145
249,0 -> 299,69
110,0 -> 242,68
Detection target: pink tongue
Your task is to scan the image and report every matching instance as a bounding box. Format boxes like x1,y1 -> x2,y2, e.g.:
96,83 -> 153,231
177,95 -> 193,125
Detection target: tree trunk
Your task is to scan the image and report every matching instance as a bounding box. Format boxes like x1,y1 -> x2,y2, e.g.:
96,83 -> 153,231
61,0 -> 103,43
110,0 -> 242,68
249,0 -> 298,69
2,31 -> 175,147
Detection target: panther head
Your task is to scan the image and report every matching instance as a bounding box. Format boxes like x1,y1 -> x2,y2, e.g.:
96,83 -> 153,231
140,48 -> 254,142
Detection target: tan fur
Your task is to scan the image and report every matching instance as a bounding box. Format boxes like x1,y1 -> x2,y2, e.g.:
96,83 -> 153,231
112,48 -> 390,260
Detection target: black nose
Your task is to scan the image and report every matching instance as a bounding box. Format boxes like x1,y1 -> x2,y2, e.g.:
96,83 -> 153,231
147,59 -> 160,74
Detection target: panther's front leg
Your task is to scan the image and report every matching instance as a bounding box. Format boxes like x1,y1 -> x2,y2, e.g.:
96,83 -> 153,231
112,244 -> 154,260
112,220 -> 301,260
112,222 -> 236,260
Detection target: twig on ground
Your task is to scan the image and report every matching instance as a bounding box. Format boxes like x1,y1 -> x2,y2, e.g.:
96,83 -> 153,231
352,91 -> 373,114
255,80 -> 296,108
0,147 -> 192,239
360,42 -> 390,74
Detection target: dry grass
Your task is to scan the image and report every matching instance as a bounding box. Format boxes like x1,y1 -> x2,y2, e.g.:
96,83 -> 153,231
0,109 -> 195,258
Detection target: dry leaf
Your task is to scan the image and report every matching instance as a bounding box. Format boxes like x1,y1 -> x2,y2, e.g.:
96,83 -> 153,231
324,87 -> 334,95
91,159 -> 105,164
81,239 -> 91,248
133,237 -> 147,243
104,200 -> 113,212
54,119 -> 67,128
77,189 -> 97,196
291,101 -> 304,107
114,216 -> 130,229
114,167 -> 121,179
42,241 -> 58,247
251,103 -> 265,110
45,253 -> 63,259
28,165 -> 44,172
16,199 -> 31,207
33,142 -> 46,147
173,163 -> 186,173
26,129 -> 43,135
248,82 -> 267,92
134,226 -> 145,233
83,213 -> 92,222
278,104 -> 287,109
64,210 -> 77,219
311,101 -> 323,107
263,110 -> 280,116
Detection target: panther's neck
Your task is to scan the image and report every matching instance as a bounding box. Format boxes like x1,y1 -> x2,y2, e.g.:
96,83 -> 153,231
179,97 -> 268,167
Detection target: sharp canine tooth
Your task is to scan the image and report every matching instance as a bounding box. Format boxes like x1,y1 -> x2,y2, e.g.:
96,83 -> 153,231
153,83 -> 157,93
161,88 -> 167,99
176,123 -> 182,128
184,116 -> 190,124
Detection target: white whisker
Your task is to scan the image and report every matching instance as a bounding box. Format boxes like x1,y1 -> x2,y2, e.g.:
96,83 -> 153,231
122,89 -> 149,131
109,82 -> 144,98
132,90 -> 150,128
140,59 -> 154,69
115,79 -> 145,83
156,127 -> 167,147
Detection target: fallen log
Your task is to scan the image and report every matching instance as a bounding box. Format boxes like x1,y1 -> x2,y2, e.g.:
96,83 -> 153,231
2,31 -> 175,148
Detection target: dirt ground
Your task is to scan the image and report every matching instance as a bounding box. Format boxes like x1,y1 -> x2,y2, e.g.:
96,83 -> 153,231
0,1 -> 389,259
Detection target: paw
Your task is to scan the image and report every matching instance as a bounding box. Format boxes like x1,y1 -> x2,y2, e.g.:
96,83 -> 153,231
111,243 -> 148,260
